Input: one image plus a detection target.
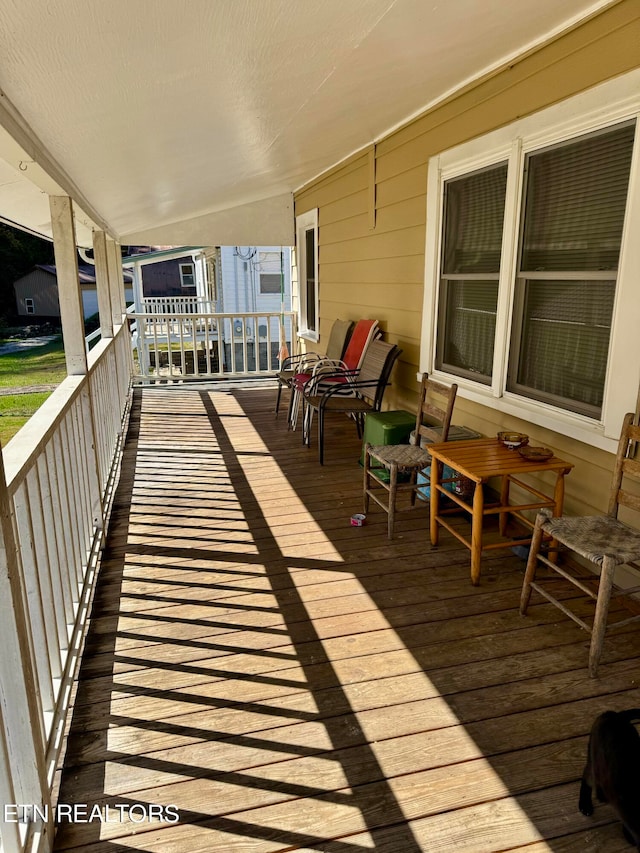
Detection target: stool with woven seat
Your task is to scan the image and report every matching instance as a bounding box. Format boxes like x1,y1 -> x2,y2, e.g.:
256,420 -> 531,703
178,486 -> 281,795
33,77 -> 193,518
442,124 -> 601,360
363,373 -> 457,538
520,411 -> 640,677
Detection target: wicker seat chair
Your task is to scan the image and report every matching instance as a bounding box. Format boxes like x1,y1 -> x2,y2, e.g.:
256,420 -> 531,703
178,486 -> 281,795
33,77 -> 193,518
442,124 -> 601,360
363,373 -> 458,538
520,411 -> 640,677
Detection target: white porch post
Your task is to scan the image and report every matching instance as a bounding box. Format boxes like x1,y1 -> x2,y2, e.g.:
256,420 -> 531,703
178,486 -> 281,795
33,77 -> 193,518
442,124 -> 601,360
106,238 -> 126,325
194,252 -> 206,302
49,196 -> 87,376
105,237 -> 135,377
0,453 -> 52,852
92,230 -> 114,339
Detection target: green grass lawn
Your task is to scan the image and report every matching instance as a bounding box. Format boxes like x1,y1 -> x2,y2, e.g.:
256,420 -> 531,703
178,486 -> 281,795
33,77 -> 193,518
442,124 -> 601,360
0,337 -> 66,445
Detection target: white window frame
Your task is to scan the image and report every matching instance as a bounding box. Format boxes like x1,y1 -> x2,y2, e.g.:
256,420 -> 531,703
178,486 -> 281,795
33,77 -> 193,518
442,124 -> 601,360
179,262 -> 195,288
24,297 -> 35,315
420,69 -> 640,452
295,208 -> 319,342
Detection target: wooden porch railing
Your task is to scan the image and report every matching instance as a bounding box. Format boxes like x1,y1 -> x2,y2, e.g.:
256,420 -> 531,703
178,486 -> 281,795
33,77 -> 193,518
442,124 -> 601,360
129,307 -> 298,381
0,323 -> 133,853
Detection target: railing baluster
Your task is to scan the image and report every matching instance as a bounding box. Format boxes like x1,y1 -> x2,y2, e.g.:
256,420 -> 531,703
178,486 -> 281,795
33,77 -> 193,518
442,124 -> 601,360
36,453 -> 71,653
13,476 -> 57,716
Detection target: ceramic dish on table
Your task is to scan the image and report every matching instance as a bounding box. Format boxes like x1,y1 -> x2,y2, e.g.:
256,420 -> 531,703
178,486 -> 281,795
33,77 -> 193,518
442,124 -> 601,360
497,431 -> 529,450
517,445 -> 554,462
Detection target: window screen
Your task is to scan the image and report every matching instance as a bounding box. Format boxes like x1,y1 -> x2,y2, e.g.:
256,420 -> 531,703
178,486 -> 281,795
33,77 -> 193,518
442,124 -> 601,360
509,122 -> 635,416
436,162 -> 508,382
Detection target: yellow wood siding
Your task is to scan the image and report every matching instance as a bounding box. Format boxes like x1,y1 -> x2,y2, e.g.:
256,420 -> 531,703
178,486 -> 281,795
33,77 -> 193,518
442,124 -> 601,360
294,0 -> 640,515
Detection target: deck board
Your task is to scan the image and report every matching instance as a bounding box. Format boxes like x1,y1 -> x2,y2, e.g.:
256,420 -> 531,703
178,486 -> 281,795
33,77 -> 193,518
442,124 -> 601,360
53,384 -> 640,852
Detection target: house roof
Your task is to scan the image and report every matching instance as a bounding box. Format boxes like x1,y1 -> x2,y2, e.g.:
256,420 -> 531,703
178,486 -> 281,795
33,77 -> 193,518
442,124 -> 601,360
15,264 -> 133,285
0,0 -> 619,249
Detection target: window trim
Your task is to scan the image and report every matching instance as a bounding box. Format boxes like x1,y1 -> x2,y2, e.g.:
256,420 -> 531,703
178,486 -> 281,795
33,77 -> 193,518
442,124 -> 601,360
295,208 -> 319,342
420,69 -> 640,452
25,297 -> 35,315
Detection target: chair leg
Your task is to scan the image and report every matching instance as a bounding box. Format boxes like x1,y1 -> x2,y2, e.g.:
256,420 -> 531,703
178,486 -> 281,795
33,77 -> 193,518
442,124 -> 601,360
288,387 -> 301,430
589,555 -> 616,678
318,407 -> 325,465
301,399 -> 310,445
520,512 -> 546,615
275,383 -> 282,417
409,469 -> 418,507
388,462 -> 398,539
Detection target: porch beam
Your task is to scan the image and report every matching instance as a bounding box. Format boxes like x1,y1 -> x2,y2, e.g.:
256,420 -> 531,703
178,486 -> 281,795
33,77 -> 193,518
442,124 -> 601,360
49,196 -> 87,376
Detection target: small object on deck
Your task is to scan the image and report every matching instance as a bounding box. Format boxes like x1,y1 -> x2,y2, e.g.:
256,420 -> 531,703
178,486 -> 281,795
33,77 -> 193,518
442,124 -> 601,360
497,430 -> 528,450
350,513 -> 366,526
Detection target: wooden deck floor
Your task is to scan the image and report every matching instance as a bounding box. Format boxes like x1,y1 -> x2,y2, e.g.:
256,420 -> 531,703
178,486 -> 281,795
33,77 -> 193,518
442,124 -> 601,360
53,384 -> 640,853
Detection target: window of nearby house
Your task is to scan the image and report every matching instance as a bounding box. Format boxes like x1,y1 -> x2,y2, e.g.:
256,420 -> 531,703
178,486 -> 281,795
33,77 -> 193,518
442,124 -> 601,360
179,262 -> 195,288
421,71 -> 640,449
296,209 -> 319,341
260,273 -> 282,294
25,297 -> 35,314
258,250 -> 284,294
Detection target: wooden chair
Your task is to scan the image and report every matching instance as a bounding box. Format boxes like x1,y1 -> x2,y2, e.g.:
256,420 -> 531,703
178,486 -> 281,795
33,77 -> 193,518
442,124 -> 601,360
274,318 -> 354,418
520,411 -> 640,677
301,339 -> 402,464
363,373 -> 458,538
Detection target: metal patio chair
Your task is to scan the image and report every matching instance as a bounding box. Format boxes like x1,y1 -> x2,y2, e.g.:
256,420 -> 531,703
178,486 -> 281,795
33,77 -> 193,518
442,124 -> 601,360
301,338 -> 402,464
274,318 -> 354,419
289,318 -> 380,430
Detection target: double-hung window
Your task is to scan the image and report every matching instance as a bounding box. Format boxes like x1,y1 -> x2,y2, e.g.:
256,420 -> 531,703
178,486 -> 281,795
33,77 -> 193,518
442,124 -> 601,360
179,262 -> 195,288
423,71 -> 640,447
508,124 -> 634,418
436,163 -> 507,384
295,209 -> 319,341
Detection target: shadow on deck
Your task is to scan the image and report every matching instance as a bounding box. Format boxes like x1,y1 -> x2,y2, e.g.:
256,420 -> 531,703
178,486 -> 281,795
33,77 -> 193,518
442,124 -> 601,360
52,384 -> 640,852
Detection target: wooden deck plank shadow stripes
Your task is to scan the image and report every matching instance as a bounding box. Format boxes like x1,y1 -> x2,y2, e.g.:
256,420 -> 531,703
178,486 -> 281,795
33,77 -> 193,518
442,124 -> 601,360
52,384 -> 640,852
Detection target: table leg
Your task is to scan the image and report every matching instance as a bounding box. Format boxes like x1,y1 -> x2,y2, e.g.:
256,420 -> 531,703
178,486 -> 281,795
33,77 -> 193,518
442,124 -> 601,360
548,469 -> 567,563
471,481 -> 484,586
430,460 -> 440,547
553,470 -> 567,515
499,474 -> 510,536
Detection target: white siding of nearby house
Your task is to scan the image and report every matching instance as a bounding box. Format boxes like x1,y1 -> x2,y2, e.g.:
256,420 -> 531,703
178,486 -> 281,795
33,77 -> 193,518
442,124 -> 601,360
217,246 -> 291,314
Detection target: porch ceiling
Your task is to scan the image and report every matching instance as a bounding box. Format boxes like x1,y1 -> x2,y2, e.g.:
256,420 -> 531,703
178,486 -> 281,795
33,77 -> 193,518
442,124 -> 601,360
0,0 -> 618,247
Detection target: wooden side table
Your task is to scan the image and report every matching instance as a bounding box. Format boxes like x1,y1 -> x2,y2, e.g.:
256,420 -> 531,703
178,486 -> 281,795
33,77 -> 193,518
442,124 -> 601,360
428,438 -> 574,585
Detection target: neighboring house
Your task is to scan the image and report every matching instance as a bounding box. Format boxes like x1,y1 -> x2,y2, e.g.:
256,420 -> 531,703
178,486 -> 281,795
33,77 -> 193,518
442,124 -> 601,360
293,4 -> 639,524
13,263 -> 134,320
126,244 -> 293,367
215,246 -> 292,316
124,244 -> 292,316
215,245 -> 293,347
123,246 -> 210,309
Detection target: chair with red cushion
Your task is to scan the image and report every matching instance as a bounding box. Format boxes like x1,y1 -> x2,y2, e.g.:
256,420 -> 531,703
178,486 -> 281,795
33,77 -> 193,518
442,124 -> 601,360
274,318 -> 353,419
289,319 -> 380,430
